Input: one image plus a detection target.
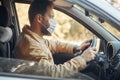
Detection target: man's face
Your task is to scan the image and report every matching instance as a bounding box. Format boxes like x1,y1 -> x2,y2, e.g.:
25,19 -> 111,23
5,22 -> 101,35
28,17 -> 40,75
41,7 -> 55,35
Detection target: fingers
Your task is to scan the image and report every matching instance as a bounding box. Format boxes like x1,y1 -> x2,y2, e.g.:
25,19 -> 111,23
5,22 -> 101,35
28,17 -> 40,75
75,39 -> 96,51
91,47 -> 97,51
81,47 -> 97,62
89,53 -> 95,60
90,47 -> 97,56
84,39 -> 92,43
82,42 -> 91,49
76,42 -> 90,50
84,42 -> 91,46
80,42 -> 91,50
90,47 -> 97,60
83,39 -> 92,47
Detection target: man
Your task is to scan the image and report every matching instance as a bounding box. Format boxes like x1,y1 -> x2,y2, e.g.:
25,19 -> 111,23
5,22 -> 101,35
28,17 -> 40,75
13,0 -> 97,77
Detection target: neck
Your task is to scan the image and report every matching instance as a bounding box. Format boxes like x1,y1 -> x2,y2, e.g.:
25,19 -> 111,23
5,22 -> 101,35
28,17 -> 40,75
30,22 -> 43,37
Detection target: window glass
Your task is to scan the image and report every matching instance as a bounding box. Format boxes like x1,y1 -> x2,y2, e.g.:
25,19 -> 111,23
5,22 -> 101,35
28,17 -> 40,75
102,22 -> 120,39
15,3 -> 30,31
74,2 -> 120,40
0,57 -> 92,79
53,10 -> 94,43
88,12 -> 120,39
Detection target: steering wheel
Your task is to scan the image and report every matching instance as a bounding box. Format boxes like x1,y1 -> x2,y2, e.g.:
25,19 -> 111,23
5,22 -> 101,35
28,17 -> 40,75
81,36 -> 100,78
90,36 -> 97,47
75,36 -> 97,56
90,37 -> 104,63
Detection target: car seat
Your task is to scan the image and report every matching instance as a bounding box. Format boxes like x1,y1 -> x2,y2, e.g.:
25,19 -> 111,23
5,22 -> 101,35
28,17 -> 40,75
0,6 -> 13,57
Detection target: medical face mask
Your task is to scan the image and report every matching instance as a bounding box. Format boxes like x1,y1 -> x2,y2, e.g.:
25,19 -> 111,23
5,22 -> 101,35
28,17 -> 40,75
42,18 -> 56,34
47,19 -> 56,34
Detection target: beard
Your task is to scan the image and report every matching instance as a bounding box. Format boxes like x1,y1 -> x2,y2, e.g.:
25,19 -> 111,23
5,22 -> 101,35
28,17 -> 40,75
41,25 -> 51,36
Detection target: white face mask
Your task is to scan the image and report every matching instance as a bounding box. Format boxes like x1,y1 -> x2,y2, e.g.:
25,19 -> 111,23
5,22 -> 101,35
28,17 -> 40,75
47,19 -> 56,34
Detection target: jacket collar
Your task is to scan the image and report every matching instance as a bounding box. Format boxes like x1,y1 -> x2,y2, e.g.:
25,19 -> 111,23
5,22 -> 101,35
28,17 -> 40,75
22,25 -> 45,43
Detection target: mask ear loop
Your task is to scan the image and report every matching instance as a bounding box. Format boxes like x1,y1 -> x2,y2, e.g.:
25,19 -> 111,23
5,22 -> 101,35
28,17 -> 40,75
40,17 -> 52,35
40,15 -> 49,29
41,23 -> 48,29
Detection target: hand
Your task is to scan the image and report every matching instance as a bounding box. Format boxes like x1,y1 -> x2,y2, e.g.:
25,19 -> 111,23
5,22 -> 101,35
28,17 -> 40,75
81,47 -> 97,62
76,39 -> 92,51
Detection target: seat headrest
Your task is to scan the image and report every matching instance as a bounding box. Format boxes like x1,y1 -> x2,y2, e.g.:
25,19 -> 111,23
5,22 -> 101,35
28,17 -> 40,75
0,6 -> 8,27
0,26 -> 13,43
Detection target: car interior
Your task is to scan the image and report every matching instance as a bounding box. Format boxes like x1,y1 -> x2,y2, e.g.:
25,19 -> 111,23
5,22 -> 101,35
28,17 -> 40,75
0,6 -> 16,58
0,0 -> 120,80
0,5 -> 12,57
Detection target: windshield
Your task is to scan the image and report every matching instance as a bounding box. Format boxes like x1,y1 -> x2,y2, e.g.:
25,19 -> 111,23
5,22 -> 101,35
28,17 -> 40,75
105,0 -> 120,10
89,12 -> 120,39
92,0 -> 120,39
101,22 -> 120,39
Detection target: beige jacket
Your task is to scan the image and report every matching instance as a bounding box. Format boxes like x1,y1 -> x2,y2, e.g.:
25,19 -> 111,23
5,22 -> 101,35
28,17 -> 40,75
13,26 -> 87,77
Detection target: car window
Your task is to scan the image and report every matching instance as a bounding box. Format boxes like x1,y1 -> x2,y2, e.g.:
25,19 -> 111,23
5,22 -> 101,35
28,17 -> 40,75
15,3 -> 30,30
15,3 -> 94,44
0,57 -> 94,80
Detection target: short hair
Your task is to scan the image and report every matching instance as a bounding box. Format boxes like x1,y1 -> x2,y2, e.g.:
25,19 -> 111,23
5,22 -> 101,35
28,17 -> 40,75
28,0 -> 55,24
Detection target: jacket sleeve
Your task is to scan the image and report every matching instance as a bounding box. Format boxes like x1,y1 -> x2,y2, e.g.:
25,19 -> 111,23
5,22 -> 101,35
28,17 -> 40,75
14,55 -> 87,78
45,39 -> 74,54
23,43 -> 87,77
38,56 -> 87,77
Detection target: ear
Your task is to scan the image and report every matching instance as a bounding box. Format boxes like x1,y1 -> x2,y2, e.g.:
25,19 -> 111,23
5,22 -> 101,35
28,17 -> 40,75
35,14 -> 42,24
